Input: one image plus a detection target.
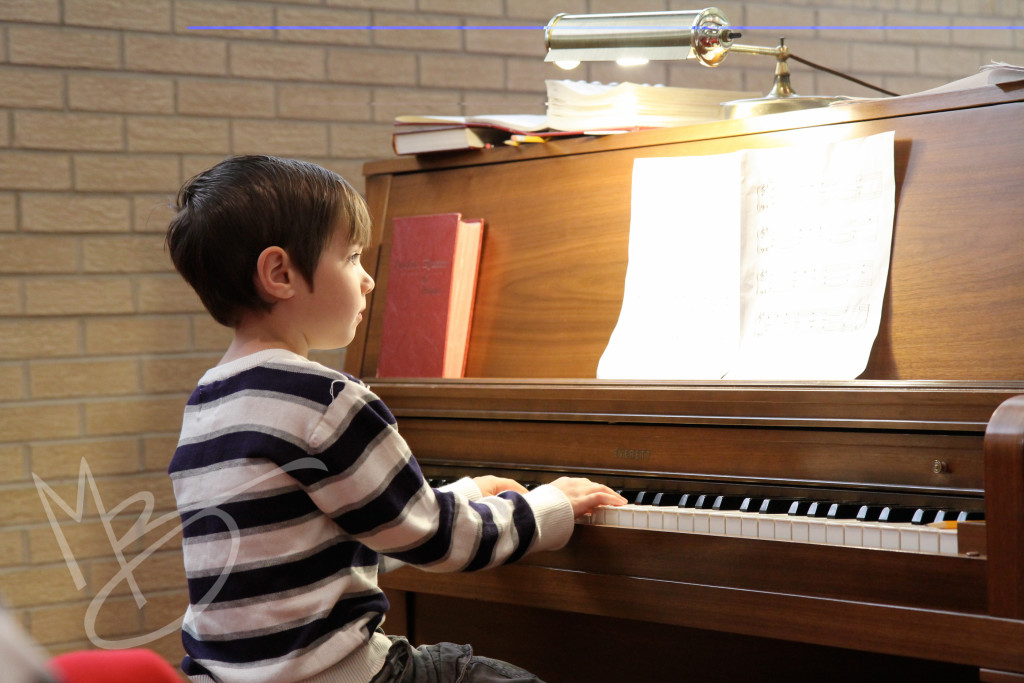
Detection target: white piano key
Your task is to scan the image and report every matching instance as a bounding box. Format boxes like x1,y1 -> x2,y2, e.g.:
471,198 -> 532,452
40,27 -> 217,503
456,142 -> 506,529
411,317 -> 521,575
899,526 -> 921,552
631,507 -> 650,529
693,511 -> 711,533
741,516 -> 760,538
723,512 -> 743,536
880,524 -> 902,550
709,512 -> 727,535
918,527 -> 940,554
844,523 -> 864,547
791,519 -> 810,543
768,516 -> 792,541
939,528 -> 958,555
862,525 -> 882,548
808,519 -> 828,544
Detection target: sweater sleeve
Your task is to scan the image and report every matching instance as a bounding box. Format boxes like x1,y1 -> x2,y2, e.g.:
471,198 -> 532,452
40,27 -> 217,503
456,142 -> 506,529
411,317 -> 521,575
295,380 -> 575,572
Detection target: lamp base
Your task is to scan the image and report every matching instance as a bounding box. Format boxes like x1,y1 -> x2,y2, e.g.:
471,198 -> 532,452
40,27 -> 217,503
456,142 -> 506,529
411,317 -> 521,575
721,93 -> 852,119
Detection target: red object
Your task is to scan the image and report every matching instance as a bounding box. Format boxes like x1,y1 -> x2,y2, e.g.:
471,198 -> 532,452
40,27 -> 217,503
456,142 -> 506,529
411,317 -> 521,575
49,649 -> 182,683
376,213 -> 484,378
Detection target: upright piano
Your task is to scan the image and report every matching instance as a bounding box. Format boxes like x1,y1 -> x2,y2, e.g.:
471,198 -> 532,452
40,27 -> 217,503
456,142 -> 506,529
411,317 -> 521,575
351,83 -> 1024,682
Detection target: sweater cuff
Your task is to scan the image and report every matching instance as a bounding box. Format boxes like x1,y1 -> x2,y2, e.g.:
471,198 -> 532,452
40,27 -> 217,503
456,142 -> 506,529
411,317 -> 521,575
524,484 -> 576,552
440,476 -> 482,502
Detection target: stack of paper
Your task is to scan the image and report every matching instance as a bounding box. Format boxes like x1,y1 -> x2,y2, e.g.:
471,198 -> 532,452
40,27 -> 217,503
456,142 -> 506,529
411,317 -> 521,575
544,79 -> 760,131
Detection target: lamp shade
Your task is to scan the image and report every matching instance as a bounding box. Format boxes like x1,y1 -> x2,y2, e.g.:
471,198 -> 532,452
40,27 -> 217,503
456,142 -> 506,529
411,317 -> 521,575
544,8 -> 734,67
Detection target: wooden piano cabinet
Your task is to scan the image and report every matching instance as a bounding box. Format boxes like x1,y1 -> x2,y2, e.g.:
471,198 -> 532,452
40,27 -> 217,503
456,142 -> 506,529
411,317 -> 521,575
357,84 -> 1024,682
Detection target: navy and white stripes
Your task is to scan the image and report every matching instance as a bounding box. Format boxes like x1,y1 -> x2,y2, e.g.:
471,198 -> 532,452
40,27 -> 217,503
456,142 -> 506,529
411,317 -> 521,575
170,349 -> 573,683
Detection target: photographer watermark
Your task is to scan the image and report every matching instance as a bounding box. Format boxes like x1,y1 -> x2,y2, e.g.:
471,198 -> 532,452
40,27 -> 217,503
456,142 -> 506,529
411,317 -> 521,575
33,456 -> 327,649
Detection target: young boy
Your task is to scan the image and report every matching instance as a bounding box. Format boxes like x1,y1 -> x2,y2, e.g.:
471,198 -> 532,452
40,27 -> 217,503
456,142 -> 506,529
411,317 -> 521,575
165,155 -> 625,683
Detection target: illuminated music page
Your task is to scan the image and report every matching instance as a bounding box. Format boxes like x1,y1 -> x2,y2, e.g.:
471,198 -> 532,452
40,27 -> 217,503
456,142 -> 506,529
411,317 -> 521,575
597,131 -> 896,380
597,153 -> 743,380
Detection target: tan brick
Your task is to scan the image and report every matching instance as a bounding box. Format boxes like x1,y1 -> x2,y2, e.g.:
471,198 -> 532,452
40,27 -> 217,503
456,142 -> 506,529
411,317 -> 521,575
0,0 -> 61,23
275,6 -> 373,46
0,151 -> 71,191
68,74 -> 175,115
143,434 -> 180,472
419,53 -> 506,90
329,123 -> 394,158
84,396 -> 185,436
371,13 -> 462,51
852,42 -> 922,75
507,0 -> 585,20
0,111 -> 10,148
83,235 -> 170,273
0,403 -> 80,443
25,276 -> 134,315
84,316 -> 192,355
22,193 -> 132,233
461,89 -> 546,116
0,564 -> 83,608
141,355 -> 216,393
0,278 -> 23,315
230,42 -> 327,81
0,235 -> 78,274
328,48 -> 416,86
134,196 -> 177,234
0,67 -> 64,109
0,528 -> 24,567
370,87 -> 468,123
26,597 -> 143,646
465,19 -> 546,57
14,111 -> 123,151
232,120 -> 328,157
74,154 -> 180,193
0,444 -> 28,483
417,0 -> 502,16
191,314 -> 232,350
178,79 -> 275,118
128,116 -> 230,154
30,358 -> 140,399
140,590 -> 188,635
125,34 -> 227,76
29,438 -> 140,479
8,26 -> 121,69
92,548 -> 185,597
28,518 -> 141,565
65,0 -> 171,32
174,0 -> 275,39
326,0 -> 413,8
136,275 -> 205,314
0,193 -> 14,232
0,320 -> 80,360
277,83 -> 372,121
0,363 -> 26,401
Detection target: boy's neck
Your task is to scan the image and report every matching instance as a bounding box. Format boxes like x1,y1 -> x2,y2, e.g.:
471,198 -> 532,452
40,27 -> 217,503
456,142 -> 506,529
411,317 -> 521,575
220,313 -> 308,365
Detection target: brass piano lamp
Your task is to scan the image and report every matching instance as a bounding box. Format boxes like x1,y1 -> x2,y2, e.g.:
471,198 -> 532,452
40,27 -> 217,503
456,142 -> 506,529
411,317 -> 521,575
544,8 -> 894,118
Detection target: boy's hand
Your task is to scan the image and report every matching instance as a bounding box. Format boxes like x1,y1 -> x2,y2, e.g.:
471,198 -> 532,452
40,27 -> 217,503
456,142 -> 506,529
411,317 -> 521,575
473,475 -> 529,497
548,477 -> 628,518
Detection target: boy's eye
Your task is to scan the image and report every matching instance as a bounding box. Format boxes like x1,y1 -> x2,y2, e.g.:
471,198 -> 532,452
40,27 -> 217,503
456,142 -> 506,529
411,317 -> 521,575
347,252 -> 361,265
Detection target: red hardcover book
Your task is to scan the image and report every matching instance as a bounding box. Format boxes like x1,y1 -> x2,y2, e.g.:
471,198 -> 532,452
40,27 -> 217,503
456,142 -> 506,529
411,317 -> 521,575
376,213 -> 484,378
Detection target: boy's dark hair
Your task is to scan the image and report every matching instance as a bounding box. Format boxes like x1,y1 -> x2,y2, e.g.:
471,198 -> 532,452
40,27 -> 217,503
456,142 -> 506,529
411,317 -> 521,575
166,155 -> 372,327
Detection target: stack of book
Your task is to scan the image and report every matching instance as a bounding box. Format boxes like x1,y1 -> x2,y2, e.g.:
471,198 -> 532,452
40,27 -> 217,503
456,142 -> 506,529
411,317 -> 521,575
392,80 -> 760,155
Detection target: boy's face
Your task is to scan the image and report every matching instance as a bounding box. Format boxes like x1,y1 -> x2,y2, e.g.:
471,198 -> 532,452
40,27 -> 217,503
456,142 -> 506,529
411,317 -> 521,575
295,223 -> 375,351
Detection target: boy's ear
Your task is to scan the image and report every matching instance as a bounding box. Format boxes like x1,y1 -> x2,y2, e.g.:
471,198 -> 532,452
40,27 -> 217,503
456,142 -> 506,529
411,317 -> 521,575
254,246 -> 299,302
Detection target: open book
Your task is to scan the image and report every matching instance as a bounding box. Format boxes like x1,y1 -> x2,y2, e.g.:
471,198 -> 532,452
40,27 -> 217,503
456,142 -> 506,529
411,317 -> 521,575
598,131 -> 896,381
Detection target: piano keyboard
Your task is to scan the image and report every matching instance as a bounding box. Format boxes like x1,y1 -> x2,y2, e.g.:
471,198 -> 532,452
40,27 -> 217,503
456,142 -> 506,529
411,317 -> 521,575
578,492 -> 982,556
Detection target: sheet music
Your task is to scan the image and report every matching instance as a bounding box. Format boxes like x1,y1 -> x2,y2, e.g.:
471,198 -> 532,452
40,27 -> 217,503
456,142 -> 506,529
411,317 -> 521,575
597,131 -> 895,380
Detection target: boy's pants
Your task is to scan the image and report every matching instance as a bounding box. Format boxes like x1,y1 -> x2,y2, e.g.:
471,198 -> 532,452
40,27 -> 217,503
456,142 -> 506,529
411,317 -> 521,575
370,637 -> 544,683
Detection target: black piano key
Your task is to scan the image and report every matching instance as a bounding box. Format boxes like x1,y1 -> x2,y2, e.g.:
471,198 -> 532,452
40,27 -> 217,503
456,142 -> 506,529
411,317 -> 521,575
634,491 -> 655,505
739,496 -> 767,513
694,494 -> 718,509
678,493 -> 701,508
878,506 -> 917,523
954,510 -> 985,522
826,503 -> 862,519
711,495 -> 747,511
760,498 -> 803,514
616,489 -> 645,504
806,501 -> 834,518
651,492 -> 683,507
911,508 -> 946,525
856,504 -> 886,522
787,500 -> 814,516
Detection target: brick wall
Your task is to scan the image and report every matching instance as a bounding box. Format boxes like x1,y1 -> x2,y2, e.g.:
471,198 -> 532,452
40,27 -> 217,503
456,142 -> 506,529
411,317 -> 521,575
1,0 -> 1022,673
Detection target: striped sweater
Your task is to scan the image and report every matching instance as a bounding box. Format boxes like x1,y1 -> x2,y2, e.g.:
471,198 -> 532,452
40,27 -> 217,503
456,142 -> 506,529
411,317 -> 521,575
169,349 -> 575,683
